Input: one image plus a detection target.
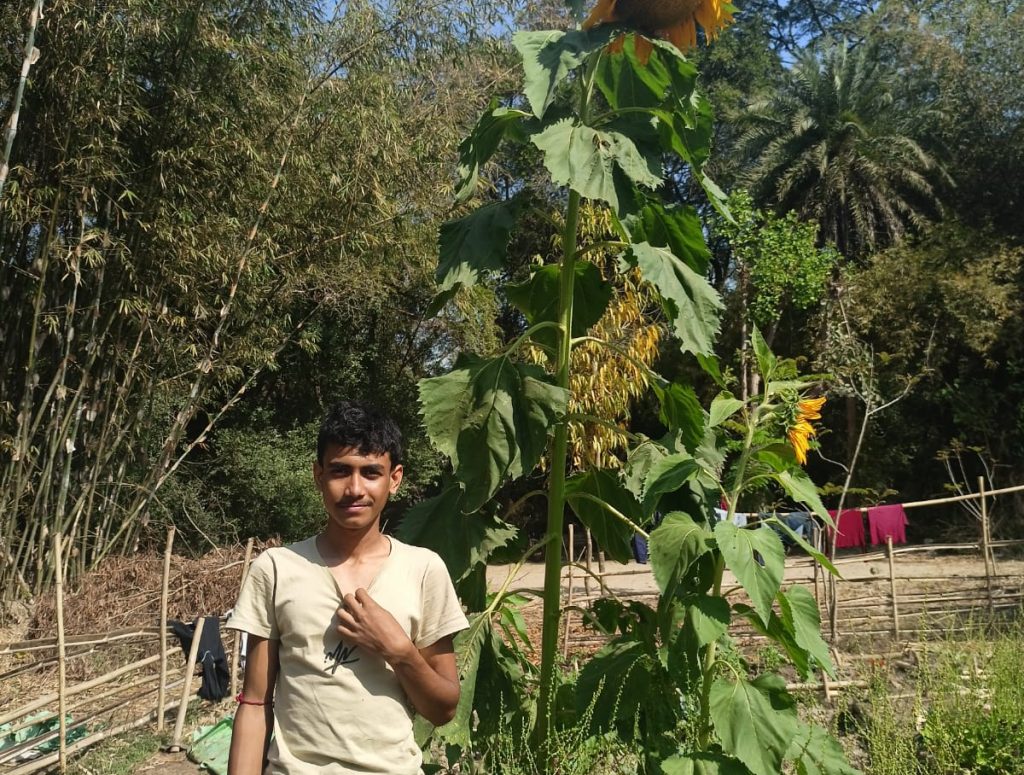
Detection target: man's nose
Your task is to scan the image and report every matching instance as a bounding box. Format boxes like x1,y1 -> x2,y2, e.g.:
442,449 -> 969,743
344,474 -> 367,498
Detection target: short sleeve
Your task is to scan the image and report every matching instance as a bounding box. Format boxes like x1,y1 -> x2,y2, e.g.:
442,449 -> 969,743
415,553 -> 469,649
226,551 -> 279,640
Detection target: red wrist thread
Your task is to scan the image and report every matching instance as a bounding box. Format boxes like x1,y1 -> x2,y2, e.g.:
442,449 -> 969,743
235,692 -> 270,706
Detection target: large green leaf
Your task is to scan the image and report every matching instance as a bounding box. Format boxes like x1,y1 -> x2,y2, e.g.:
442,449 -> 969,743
455,102 -> 531,203
513,28 -> 616,119
709,674 -> 799,775
787,722 -> 862,775
662,753 -> 752,775
713,521 -> 785,625
595,35 -> 671,110
651,380 -> 705,453
777,469 -> 832,525
733,602 -> 813,679
750,325 -> 776,383
505,260 -> 612,352
648,512 -> 710,595
437,200 -> 522,292
419,354 -> 568,510
565,468 -> 643,563
439,613 -> 490,748
531,119 -> 662,209
626,242 -> 722,356
685,593 -> 731,646
397,486 -> 517,582
709,393 -> 745,427
621,201 -> 711,274
623,437 -> 669,501
641,452 -> 701,517
576,640 -> 678,739
769,516 -> 839,576
777,586 -> 834,677
654,90 -> 713,169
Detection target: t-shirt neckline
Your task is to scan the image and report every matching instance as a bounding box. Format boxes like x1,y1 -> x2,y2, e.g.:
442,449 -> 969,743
311,534 -> 396,598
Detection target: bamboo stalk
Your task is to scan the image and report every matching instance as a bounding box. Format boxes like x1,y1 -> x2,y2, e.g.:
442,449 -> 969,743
887,536 -> 900,640
157,526 -> 175,731
0,0 -> 44,201
230,537 -> 255,698
0,625 -> 168,654
53,533 -> 67,773
169,616 -> 205,751
0,653 -> 162,726
2,686 -> 197,775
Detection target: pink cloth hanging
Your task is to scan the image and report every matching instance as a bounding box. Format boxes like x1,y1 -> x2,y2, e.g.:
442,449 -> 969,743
827,509 -> 865,549
868,504 -> 909,545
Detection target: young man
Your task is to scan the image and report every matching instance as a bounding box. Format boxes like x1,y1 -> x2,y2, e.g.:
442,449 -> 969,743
227,401 -> 468,774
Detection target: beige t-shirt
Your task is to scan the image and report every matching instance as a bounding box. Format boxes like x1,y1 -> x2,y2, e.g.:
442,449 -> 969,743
227,536 -> 468,774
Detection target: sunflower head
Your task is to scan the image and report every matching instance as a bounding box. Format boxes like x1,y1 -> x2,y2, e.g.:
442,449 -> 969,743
583,0 -> 735,61
786,395 -> 826,465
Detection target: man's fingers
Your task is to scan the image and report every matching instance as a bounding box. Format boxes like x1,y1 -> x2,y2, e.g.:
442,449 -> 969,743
354,587 -> 374,606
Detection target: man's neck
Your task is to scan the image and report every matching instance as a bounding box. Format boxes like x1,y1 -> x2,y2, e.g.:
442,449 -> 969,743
317,524 -> 389,565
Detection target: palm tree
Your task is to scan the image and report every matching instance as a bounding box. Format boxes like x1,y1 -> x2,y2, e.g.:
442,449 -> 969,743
734,41 -> 949,258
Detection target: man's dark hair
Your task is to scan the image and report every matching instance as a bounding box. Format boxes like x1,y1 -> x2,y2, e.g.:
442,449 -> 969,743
317,401 -> 403,467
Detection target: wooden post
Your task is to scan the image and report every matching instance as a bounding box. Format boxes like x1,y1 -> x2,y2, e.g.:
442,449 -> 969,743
169,616 -> 205,751
157,527 -> 175,732
563,523 -> 574,658
53,534 -> 67,773
230,537 -> 255,699
886,536 -> 900,641
979,476 -> 994,618
584,528 -> 593,596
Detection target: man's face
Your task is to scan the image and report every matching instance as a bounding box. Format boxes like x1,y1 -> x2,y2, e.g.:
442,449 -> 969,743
313,444 -> 403,533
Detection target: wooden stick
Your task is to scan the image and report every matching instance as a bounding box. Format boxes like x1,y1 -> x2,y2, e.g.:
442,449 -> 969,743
980,476 -> 994,618
157,526 -> 176,731
584,527 -> 593,596
0,625 -> 167,654
53,533 -> 67,773
169,616 -> 205,751
230,537 -> 255,699
887,536 -> 900,640
0,653 -> 163,727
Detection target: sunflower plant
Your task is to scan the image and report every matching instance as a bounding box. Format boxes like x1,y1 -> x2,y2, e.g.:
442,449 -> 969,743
402,4 -> 858,773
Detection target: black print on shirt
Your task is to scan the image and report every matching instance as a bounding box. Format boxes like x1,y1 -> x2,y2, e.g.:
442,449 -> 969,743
325,640 -> 360,674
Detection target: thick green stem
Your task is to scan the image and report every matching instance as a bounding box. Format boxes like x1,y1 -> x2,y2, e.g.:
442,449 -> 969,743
698,401 -> 764,746
536,187 -> 582,750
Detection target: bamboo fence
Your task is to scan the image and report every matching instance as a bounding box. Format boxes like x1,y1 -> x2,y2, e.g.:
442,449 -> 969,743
561,481 -> 1024,656
0,529 -> 254,774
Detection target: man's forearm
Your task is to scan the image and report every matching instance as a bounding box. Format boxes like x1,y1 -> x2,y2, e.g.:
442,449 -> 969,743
228,703 -> 273,775
389,645 -> 460,726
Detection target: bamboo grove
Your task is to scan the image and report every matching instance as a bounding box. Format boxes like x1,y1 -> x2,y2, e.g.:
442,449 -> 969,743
0,0 -> 521,601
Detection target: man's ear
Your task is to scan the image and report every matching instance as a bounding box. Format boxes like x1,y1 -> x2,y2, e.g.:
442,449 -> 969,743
312,459 -> 323,488
389,464 -> 404,494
